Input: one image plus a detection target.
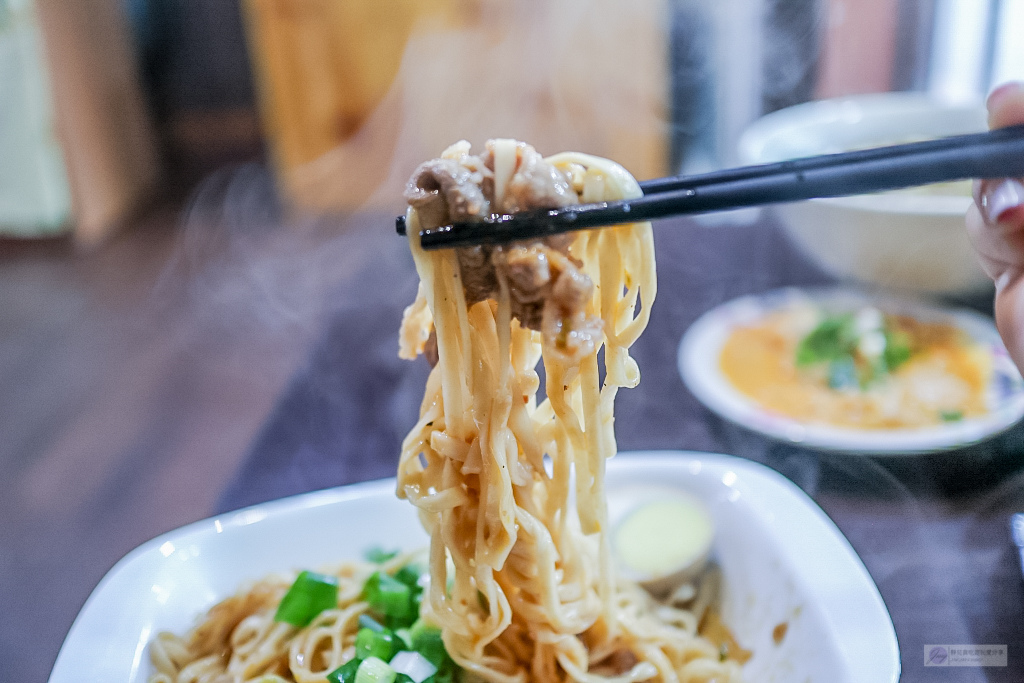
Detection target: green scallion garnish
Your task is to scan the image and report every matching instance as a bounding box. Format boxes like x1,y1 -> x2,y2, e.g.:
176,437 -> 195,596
364,571 -> 416,626
393,564 -> 424,591
355,656 -> 396,683
356,627 -> 400,662
327,657 -> 362,683
395,627 -> 414,649
409,620 -> 451,669
796,313 -> 858,367
274,570 -> 339,627
365,547 -> 400,564
359,614 -> 386,632
883,328 -> 912,370
429,664 -> 457,683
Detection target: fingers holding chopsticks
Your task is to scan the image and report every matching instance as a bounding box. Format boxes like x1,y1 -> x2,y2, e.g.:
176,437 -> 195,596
973,82 -> 1024,226
987,82 -> 1024,129
966,82 -> 1024,371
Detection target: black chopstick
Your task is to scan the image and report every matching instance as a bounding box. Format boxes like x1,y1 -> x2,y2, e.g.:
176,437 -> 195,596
395,125 -> 1024,250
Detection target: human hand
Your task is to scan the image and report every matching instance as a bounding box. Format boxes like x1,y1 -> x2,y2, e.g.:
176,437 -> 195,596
966,82 -> 1024,370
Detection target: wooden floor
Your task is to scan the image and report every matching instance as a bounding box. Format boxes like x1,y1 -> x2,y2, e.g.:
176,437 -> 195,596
0,181 -> 317,681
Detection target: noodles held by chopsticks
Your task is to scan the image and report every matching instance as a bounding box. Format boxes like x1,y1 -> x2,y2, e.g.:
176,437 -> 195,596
397,140 -> 740,682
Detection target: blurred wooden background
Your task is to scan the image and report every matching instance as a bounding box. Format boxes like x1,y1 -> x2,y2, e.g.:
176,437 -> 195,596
243,0 -> 670,211
35,0 -> 162,246
106,0 -> 675,217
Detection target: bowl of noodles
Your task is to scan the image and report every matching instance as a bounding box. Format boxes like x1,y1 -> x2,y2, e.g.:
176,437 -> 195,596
49,452 -> 899,683
737,93 -> 989,296
679,287 -> 1024,454
54,141 -> 898,683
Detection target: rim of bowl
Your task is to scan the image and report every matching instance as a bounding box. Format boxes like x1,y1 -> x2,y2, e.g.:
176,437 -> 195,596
805,193 -> 973,216
737,93 -> 985,217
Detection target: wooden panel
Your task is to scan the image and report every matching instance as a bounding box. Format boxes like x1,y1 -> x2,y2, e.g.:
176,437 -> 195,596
244,0 -> 465,170
34,0 -> 161,247
243,0 -> 669,212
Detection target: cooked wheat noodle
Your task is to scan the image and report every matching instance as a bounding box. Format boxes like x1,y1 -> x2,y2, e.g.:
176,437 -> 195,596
395,143 -> 740,683
148,556 -> 417,683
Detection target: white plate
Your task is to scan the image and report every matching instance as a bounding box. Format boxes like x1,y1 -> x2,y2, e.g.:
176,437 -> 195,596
49,451 -> 898,683
679,287 -> 1024,454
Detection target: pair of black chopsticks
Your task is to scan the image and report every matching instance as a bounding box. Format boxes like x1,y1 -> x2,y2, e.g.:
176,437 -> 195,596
395,124 -> 1024,250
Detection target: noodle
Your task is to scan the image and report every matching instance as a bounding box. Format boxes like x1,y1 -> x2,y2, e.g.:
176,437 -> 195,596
148,555 -> 418,683
396,140 -> 740,683
147,140 -> 743,683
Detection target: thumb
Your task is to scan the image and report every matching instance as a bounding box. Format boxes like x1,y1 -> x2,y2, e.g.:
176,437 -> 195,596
987,81 -> 1024,129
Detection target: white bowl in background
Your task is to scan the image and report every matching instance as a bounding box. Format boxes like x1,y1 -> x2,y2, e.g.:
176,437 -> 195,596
738,93 -> 990,296
49,452 -> 900,683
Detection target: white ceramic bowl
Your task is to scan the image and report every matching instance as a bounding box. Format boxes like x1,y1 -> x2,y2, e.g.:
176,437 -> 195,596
49,452 -> 900,683
738,93 -> 990,295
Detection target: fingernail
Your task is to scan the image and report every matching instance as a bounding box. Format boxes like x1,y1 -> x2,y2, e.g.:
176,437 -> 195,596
988,82 -> 1024,111
980,178 -> 1024,225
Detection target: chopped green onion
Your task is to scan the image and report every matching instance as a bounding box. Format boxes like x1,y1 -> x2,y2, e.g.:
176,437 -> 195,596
389,651 -> 437,683
274,570 -> 339,627
359,614 -> 386,632
394,565 -> 424,591
409,621 -> 451,669
798,310 -> 917,390
365,547 -> 400,564
940,409 -> 964,422
395,628 -> 414,649
796,314 -> 857,366
327,657 -> 362,683
356,627 -> 400,662
355,656 -> 397,683
408,619 -> 434,644
364,571 -> 415,625
883,328 -> 912,370
394,675 -> 415,683
429,665 -> 457,683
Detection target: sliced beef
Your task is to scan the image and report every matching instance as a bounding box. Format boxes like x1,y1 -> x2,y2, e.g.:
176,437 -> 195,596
405,158 -> 492,230
405,141 -> 602,361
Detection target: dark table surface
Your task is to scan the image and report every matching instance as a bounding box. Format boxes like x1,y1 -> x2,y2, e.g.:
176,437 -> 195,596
218,211 -> 1024,682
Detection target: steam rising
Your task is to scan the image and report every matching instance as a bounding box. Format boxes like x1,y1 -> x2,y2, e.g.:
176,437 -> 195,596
287,0 -> 669,211
159,0 -> 676,341
157,164 -> 407,350
161,0 -> 832,341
